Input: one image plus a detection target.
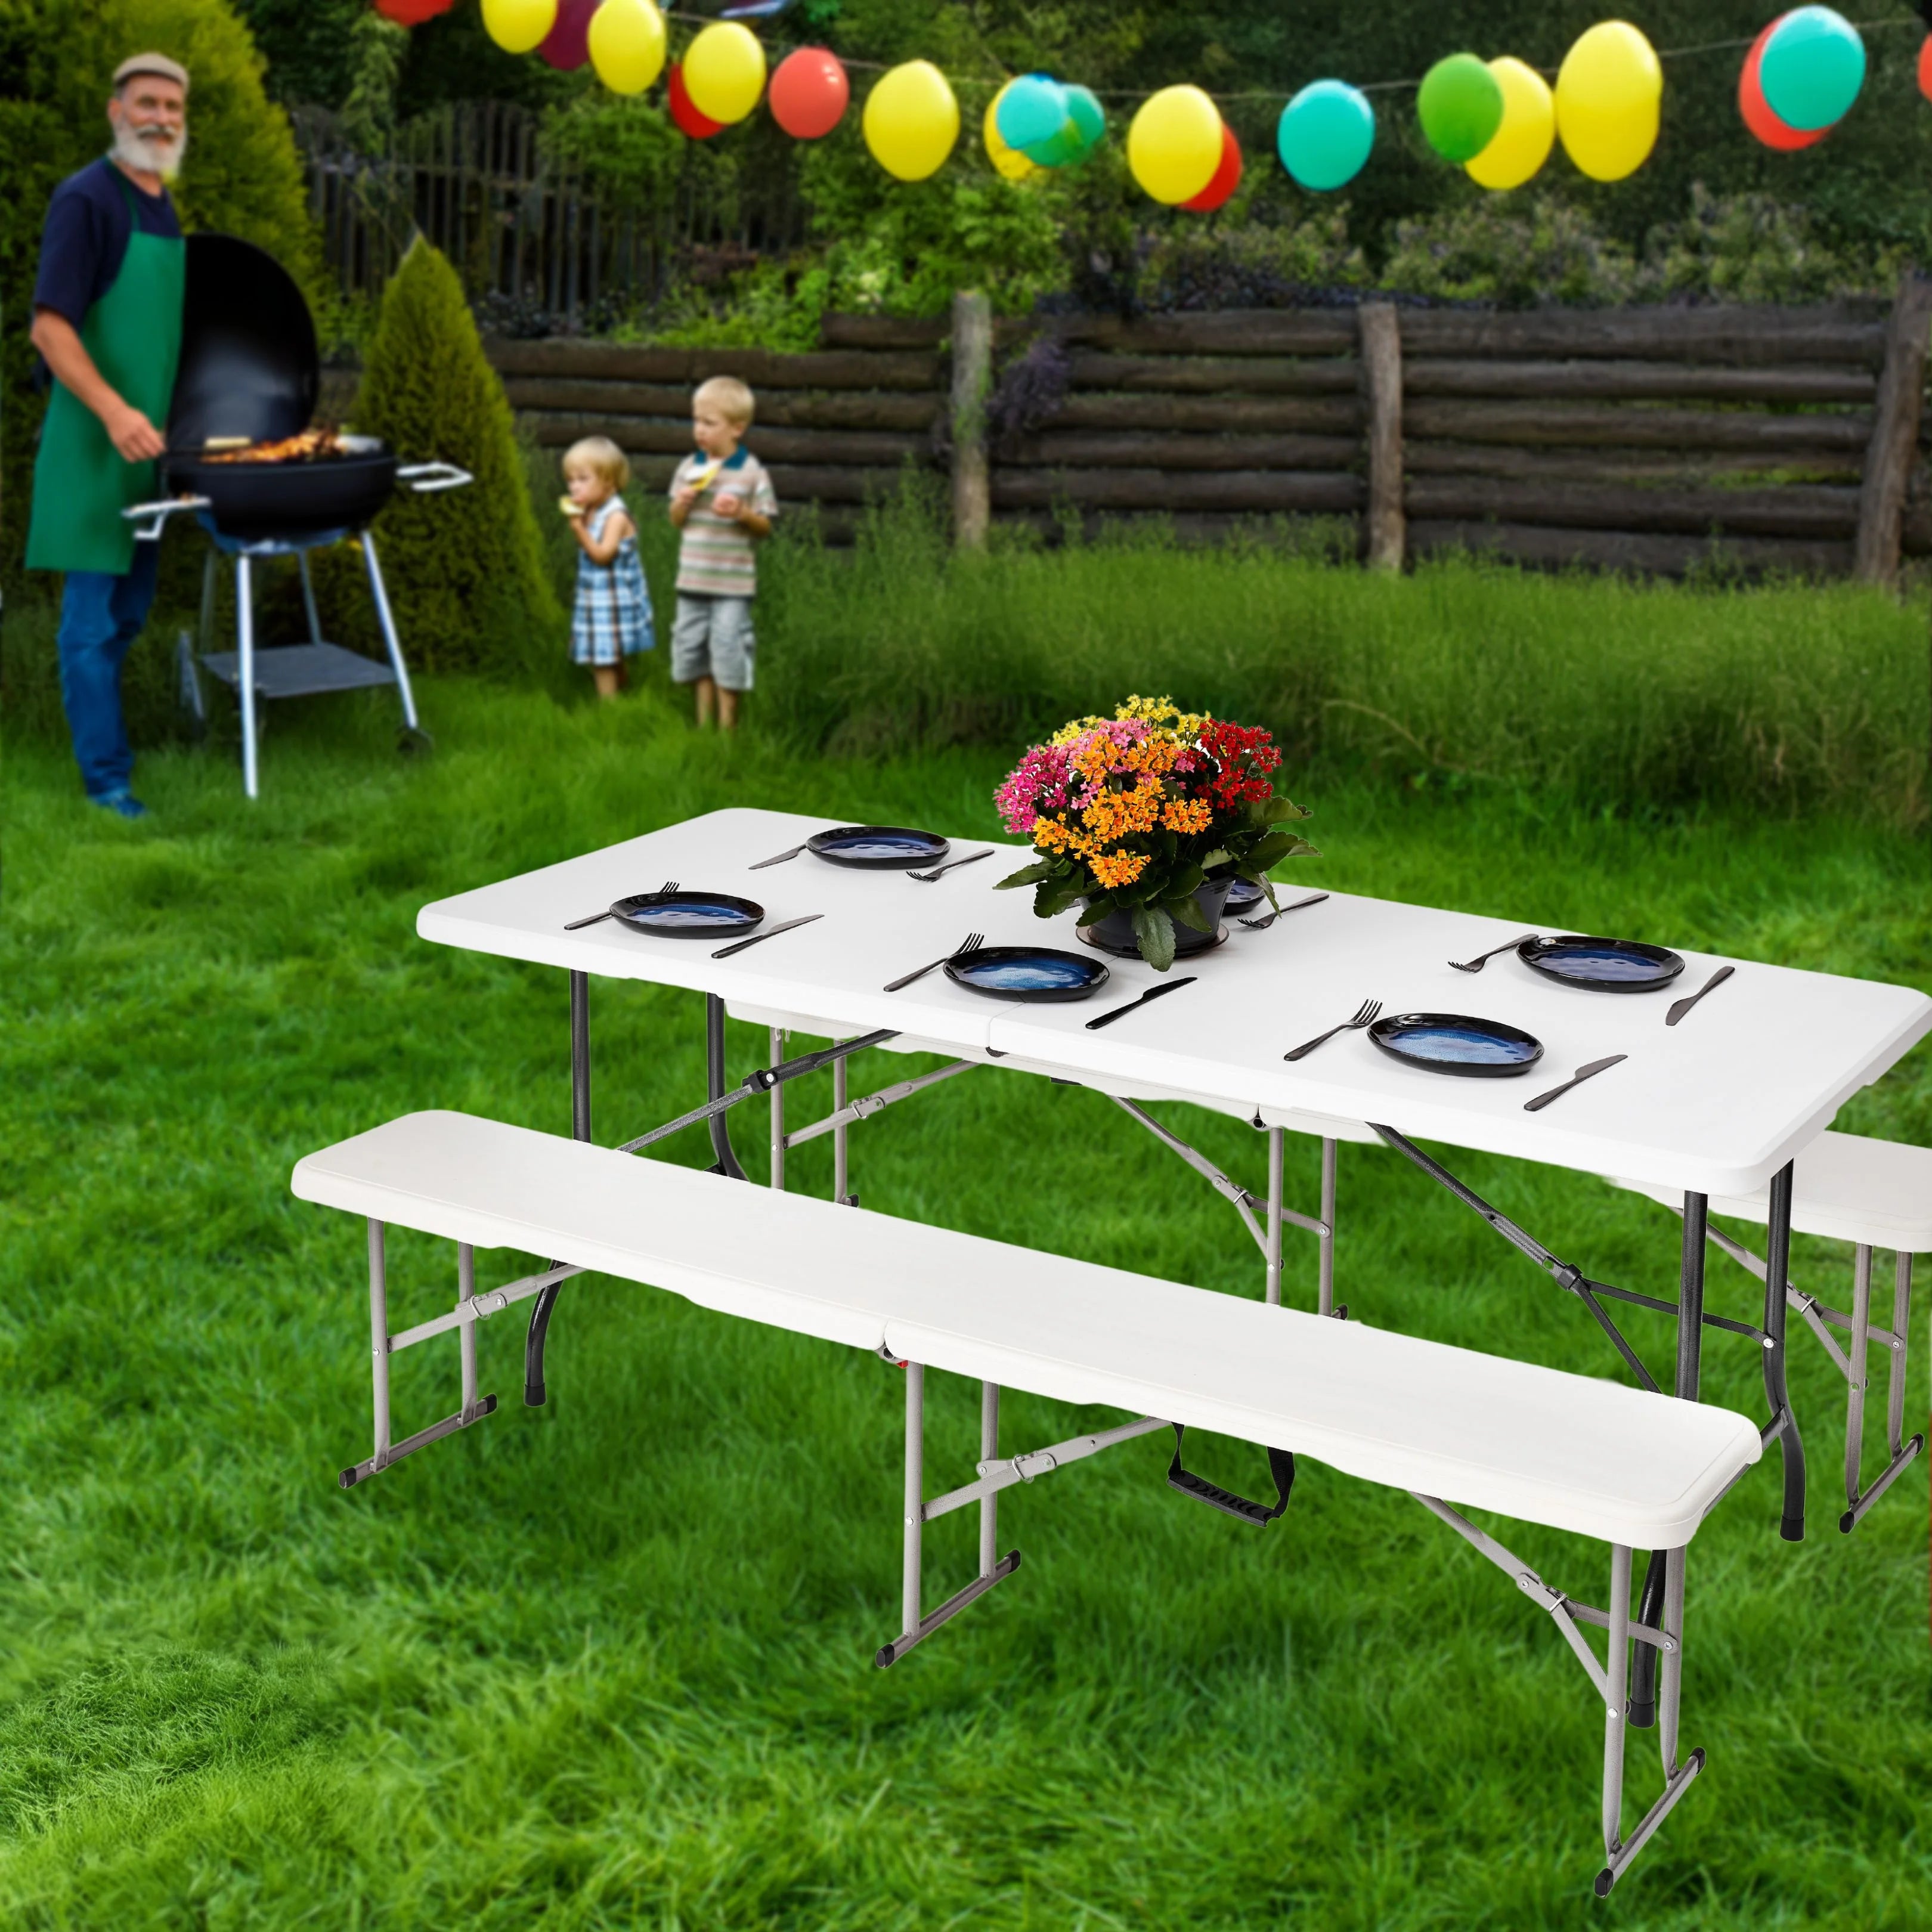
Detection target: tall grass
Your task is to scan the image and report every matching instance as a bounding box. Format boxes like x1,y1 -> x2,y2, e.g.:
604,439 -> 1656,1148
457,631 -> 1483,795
754,491 -> 1930,831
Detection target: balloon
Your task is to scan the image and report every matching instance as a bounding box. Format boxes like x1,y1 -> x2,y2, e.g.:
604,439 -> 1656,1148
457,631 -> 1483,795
588,0 -> 666,94
668,62 -> 725,138
984,83 -> 1039,180
1759,7 -> 1865,131
683,20 -> 766,125
1276,80 -> 1375,192
1064,85 -> 1107,154
996,73 -> 1066,152
1921,34 -> 1932,106
375,0 -> 453,25
863,60 -> 960,182
1555,21 -> 1662,182
482,0 -> 556,55
769,47 -> 849,139
1466,55 -> 1556,188
1181,122 -> 1241,212
1127,84 -> 1222,203
537,0 -> 595,71
1418,53 -> 1503,163
1740,21 -> 1828,150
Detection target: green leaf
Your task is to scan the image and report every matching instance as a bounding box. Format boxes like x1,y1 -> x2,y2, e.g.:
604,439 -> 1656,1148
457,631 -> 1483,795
1039,878 -> 1090,919
1132,904 -> 1178,973
1169,892 -> 1213,934
995,861 -> 1052,890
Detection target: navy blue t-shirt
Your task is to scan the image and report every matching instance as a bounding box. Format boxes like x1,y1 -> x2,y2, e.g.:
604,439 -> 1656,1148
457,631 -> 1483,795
32,156 -> 181,330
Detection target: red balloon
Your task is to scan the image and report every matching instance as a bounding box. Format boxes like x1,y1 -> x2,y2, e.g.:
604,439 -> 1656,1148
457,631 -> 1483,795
769,45 -> 849,140
537,0 -> 595,71
373,0 -> 452,24
1919,34 -> 1932,105
669,62 -> 726,140
1181,121 -> 1242,212
1739,20 -> 1829,150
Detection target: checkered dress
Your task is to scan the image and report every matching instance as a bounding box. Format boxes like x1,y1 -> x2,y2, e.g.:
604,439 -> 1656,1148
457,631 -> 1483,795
571,499 -> 655,666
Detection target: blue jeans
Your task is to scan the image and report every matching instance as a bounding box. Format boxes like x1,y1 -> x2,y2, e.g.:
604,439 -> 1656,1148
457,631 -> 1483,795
58,541 -> 160,799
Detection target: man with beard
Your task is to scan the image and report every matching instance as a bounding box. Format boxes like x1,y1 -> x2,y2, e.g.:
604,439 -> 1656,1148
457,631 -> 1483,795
26,54 -> 190,819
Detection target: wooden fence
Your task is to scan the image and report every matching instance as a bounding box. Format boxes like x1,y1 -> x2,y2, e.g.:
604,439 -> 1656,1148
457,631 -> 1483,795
487,288 -> 1932,581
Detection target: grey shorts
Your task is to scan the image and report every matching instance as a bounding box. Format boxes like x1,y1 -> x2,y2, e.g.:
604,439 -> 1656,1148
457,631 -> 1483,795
670,594 -> 756,691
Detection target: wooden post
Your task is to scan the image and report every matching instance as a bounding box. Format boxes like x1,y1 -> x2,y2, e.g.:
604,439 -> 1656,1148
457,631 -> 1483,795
1854,273 -> 1932,587
950,289 -> 992,550
1359,300 -> 1404,571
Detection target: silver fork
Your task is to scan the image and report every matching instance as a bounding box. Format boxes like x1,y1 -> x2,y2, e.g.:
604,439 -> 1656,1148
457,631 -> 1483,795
1284,998 -> 1382,1062
909,848 -> 992,883
566,879 -> 677,931
1239,891 -> 1329,931
1448,932 -> 1538,974
884,930 -> 984,992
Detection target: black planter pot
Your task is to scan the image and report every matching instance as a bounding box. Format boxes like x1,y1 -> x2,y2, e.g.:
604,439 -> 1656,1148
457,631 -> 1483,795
1079,876 -> 1234,959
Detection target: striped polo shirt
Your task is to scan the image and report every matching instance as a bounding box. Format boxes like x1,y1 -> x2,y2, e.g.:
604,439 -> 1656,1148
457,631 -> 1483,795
670,447 -> 778,597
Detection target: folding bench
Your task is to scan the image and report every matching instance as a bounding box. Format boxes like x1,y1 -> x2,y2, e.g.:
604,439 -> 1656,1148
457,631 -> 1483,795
1609,1131 -> 1928,1534
292,1110 -> 1761,1896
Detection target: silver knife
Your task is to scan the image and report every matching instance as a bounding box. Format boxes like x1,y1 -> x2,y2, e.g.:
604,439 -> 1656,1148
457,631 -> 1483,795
1667,965 -> 1734,1027
1524,1054 -> 1627,1113
711,914 -> 823,959
1084,975 -> 1199,1031
749,843 -> 807,871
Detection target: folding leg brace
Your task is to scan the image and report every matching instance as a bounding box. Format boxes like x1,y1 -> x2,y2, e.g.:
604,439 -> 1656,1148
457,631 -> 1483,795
1414,1497 -> 1704,1896
342,1221 -> 580,1488
1667,1209 -> 1920,1535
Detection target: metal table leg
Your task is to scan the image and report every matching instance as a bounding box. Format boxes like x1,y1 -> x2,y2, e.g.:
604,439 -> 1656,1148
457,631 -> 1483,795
524,970 -> 592,1405
236,553 -> 259,800
707,993 -> 748,1181
1763,1161 -> 1807,1541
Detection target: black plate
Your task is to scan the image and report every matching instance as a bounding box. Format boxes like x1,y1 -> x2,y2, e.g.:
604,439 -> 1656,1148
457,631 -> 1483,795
807,825 -> 949,869
1222,877 -> 1267,918
611,891 -> 763,939
944,946 -> 1109,1001
1368,1012 -> 1544,1078
1517,934 -> 1685,994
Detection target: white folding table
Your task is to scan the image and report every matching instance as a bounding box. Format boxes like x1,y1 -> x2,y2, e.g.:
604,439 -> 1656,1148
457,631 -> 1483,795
418,805 -> 1931,1693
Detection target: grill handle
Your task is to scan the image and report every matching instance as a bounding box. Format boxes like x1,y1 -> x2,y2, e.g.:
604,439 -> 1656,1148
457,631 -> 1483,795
397,462 -> 473,493
121,496 -> 212,541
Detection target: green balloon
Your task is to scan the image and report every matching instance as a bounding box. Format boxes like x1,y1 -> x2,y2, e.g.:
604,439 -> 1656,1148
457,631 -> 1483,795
1417,52 -> 1503,165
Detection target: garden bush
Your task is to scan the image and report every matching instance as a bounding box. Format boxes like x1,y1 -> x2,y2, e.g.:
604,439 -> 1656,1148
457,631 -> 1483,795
320,238 -> 562,680
0,0 -> 318,589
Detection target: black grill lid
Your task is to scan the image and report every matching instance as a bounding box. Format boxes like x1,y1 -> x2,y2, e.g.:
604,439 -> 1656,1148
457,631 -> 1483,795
168,233 -> 319,452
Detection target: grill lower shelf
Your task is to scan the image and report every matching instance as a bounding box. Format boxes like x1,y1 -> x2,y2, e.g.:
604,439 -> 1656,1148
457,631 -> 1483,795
199,643 -> 397,699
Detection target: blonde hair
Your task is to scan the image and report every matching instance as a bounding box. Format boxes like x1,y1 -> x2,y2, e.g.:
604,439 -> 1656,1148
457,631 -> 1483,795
563,436 -> 630,490
693,375 -> 756,429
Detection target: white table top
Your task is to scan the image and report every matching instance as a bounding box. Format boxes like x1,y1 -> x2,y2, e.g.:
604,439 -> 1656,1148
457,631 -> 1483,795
417,806 -> 1931,1197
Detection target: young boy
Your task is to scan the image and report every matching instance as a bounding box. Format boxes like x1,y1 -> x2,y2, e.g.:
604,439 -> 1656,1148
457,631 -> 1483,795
667,375 -> 777,730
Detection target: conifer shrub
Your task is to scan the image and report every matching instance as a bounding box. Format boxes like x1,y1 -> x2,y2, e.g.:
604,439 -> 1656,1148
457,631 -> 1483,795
325,238 -> 562,678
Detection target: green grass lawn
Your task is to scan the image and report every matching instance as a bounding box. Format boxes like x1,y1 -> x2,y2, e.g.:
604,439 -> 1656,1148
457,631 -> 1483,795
2,680 -> 1928,1928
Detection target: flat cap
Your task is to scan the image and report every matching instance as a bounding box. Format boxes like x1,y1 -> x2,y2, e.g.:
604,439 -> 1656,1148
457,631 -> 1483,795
113,52 -> 190,92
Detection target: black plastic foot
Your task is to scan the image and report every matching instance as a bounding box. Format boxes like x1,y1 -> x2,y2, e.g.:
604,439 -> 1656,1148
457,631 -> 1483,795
1780,1514 -> 1805,1543
1594,1869 -> 1614,1899
524,1379 -> 547,1408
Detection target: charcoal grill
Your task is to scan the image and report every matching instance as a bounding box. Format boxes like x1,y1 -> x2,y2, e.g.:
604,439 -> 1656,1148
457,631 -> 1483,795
124,234 -> 470,799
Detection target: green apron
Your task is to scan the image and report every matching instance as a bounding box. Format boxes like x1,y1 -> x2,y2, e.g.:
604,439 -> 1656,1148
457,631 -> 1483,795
26,168 -> 184,576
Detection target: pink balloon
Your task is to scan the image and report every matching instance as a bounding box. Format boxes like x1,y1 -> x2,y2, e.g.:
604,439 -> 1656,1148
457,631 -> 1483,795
538,0 -> 595,72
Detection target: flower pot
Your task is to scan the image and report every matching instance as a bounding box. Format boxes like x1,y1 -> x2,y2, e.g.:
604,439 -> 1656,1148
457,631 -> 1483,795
1078,876 -> 1235,960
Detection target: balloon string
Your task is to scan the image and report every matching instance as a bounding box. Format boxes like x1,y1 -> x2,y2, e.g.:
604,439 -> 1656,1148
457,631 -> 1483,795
662,11 -> 1923,104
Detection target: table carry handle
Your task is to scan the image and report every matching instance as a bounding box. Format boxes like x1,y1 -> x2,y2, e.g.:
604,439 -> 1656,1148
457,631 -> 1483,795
1166,1424 -> 1296,1527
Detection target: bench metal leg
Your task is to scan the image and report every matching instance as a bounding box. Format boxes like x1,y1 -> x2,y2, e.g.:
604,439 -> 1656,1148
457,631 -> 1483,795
1265,1127 -> 1284,1307
979,1380 -> 1001,1578
341,1219 -> 502,1490
236,554 -> 259,800
525,969 -> 592,1407
1318,1138 -> 1337,1318
1841,1250 -> 1923,1533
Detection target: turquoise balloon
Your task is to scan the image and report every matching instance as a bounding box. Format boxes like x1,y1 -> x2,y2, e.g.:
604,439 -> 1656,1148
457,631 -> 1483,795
1064,83 -> 1106,154
1417,52 -> 1503,164
1760,7 -> 1865,132
996,73 -> 1066,151
1277,80 -> 1374,192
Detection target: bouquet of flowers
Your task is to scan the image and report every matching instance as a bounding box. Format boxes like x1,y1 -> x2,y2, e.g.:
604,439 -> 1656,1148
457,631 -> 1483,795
993,696 -> 1315,971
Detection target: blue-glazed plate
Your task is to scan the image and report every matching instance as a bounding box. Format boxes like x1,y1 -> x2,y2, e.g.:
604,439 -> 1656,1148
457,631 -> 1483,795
612,890 -> 763,939
1222,877 -> 1268,918
807,825 -> 949,869
1368,1011 -> 1544,1078
1518,934 -> 1685,993
945,946 -> 1110,1002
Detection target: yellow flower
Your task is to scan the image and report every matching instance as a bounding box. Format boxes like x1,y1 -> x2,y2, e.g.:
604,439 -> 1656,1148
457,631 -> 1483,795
1089,851 -> 1148,889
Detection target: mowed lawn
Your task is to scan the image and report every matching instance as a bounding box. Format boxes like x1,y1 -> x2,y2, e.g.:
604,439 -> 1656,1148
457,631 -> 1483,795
1,681 -> 1928,1930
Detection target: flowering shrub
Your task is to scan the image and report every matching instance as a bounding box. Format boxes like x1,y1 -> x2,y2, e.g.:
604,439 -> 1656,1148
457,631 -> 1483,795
994,696 -> 1315,971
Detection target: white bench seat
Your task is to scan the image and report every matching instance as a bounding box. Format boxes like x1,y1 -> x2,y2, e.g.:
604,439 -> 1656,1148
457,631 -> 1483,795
295,1110 -> 1759,1550
293,1107 -> 1764,1894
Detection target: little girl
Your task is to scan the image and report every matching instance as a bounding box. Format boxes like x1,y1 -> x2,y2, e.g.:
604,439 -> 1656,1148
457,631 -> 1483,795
562,436 -> 654,698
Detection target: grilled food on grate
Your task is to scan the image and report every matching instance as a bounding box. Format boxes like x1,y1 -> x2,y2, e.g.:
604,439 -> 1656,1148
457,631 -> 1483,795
203,426 -> 348,465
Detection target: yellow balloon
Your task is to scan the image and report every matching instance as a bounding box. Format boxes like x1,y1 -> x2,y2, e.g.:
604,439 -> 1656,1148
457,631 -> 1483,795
1555,20 -> 1662,182
1127,84 -> 1221,204
984,82 -> 1038,181
863,61 -> 961,182
589,0 -> 667,94
1467,56 -> 1555,190
683,21 -> 766,126
481,0 -> 556,56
